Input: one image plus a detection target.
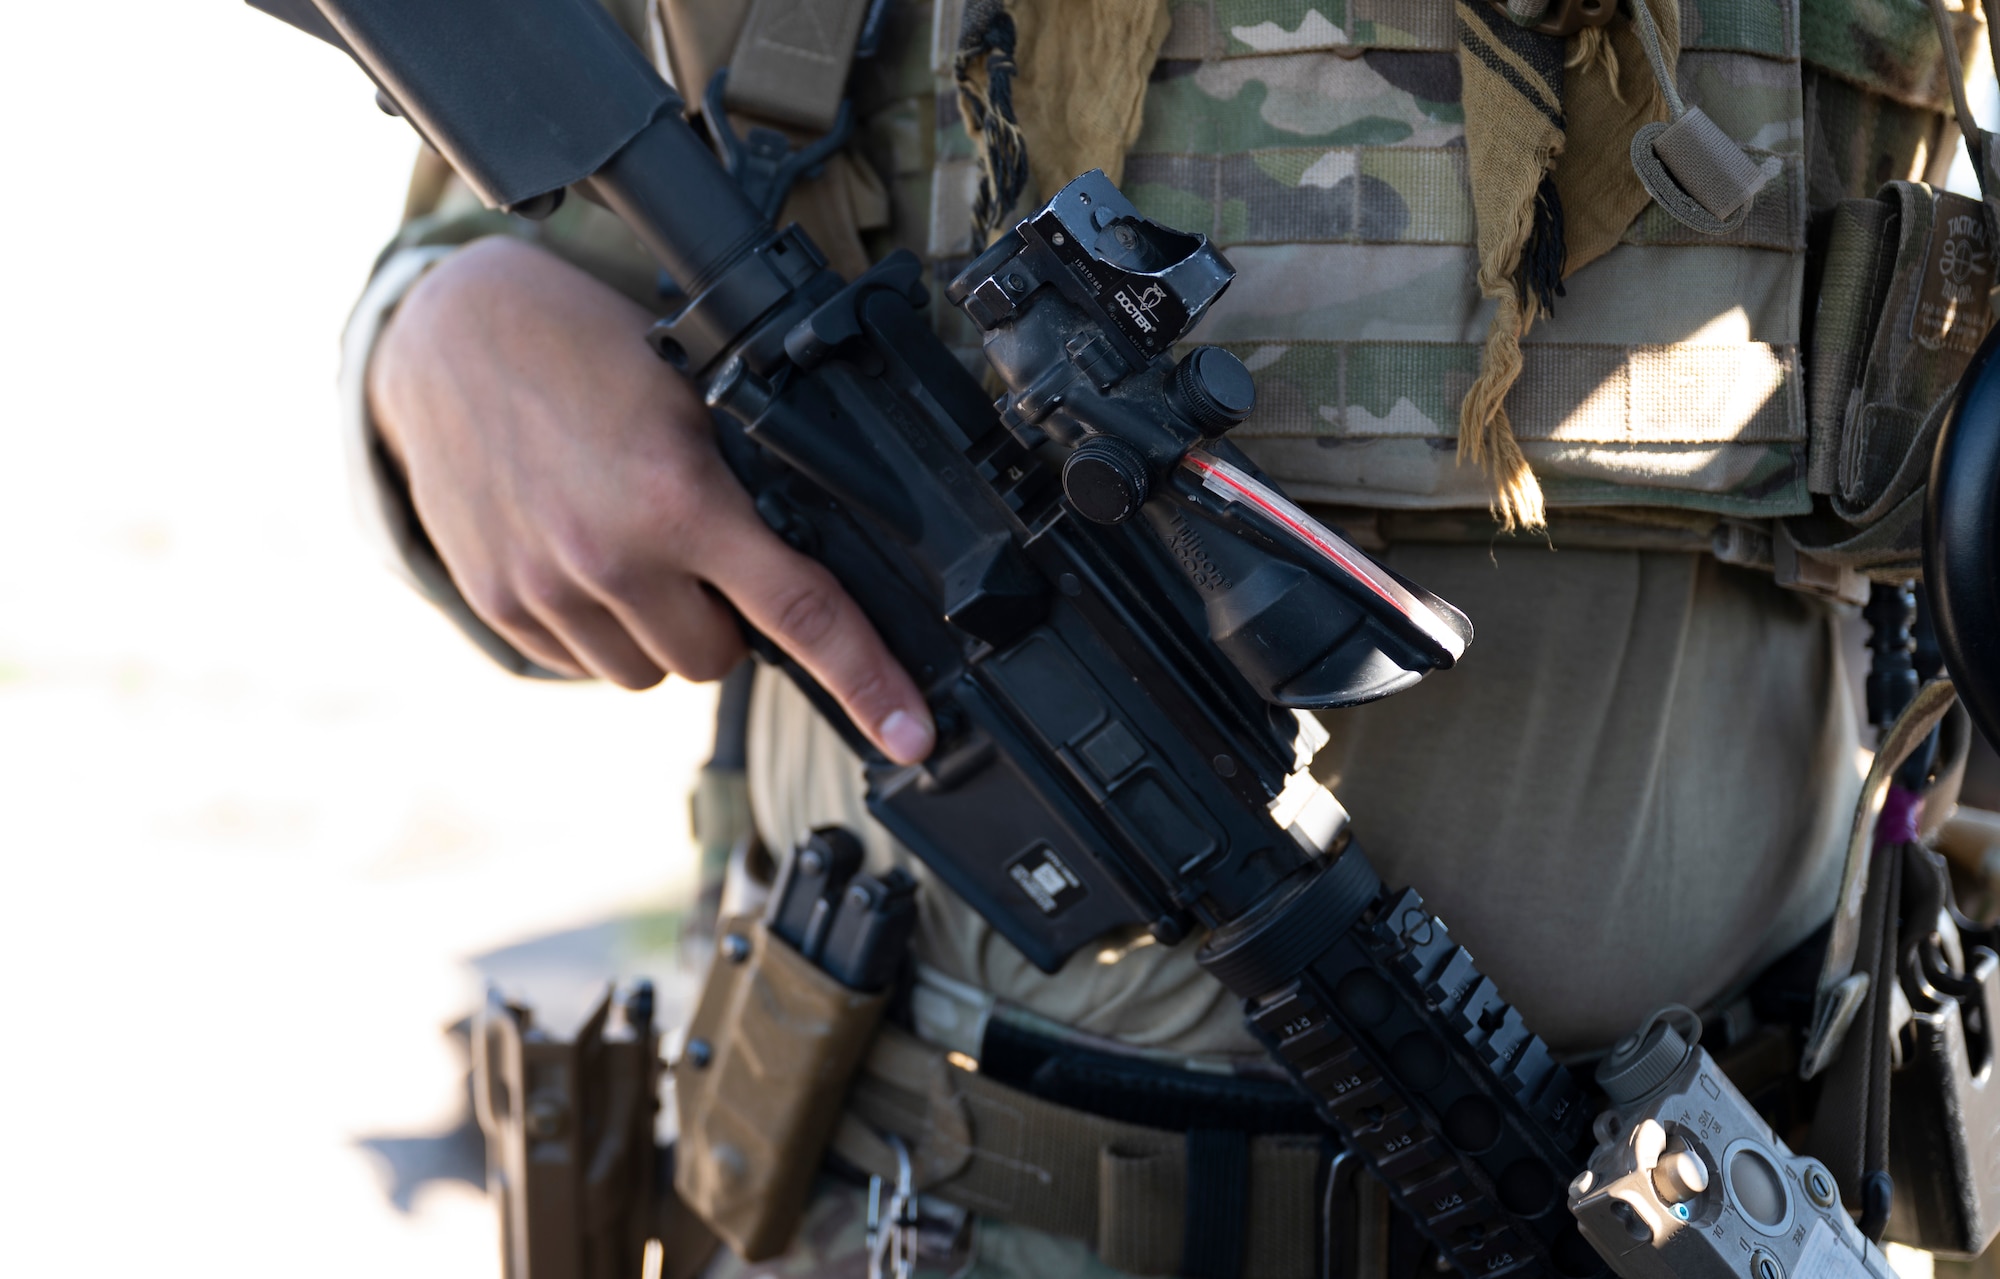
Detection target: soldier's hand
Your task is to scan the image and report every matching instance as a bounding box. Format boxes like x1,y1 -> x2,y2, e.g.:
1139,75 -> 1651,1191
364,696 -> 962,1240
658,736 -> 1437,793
367,236 -> 937,765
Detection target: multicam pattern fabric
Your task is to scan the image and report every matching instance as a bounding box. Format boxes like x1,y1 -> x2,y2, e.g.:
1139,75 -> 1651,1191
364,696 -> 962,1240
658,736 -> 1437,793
1801,0 -> 1985,113
377,0 -> 1964,527
1805,66 -> 1957,208
1151,0 -> 1825,60
921,0 -> 1965,521
1118,1 -> 1814,515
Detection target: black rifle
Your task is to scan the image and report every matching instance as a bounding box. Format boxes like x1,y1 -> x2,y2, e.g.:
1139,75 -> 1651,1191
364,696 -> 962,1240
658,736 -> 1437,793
250,2 -> 1612,1274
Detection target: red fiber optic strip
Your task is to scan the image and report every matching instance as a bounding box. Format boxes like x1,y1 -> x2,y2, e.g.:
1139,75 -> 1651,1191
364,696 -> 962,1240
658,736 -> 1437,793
1180,452 -> 1405,613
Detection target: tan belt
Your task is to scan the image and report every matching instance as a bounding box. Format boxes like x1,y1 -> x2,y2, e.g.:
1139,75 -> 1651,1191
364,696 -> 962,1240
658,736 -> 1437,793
829,1025 -> 1357,1279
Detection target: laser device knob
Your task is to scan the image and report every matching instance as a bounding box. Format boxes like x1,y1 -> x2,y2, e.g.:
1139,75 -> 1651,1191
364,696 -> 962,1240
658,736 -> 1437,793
1597,1007 -> 1697,1103
1169,346 -> 1256,437
1653,1142 -> 1710,1205
1063,436 -> 1152,523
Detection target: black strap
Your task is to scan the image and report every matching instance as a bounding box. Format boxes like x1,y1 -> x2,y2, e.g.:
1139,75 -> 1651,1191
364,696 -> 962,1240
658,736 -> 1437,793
1183,1128 -> 1250,1279
1806,838 -> 1904,1240
978,1017 -> 1325,1136
707,659 -> 755,771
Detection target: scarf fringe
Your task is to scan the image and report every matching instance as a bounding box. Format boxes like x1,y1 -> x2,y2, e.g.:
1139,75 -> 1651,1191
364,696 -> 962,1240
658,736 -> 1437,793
1459,291 -> 1549,533
1567,25 -> 1623,102
1518,172 -> 1567,318
1464,158 -> 1561,534
954,0 -> 1030,245
1454,13 -> 1677,535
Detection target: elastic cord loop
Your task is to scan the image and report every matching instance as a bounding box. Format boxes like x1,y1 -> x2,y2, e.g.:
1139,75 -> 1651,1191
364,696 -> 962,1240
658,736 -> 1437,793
1927,0 -> 1985,169
1627,0 -> 1686,119
1636,1003 -> 1703,1052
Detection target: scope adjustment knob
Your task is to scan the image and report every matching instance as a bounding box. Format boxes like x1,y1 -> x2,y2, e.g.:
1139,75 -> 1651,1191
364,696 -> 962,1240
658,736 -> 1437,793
1063,436 -> 1152,524
1170,346 -> 1257,436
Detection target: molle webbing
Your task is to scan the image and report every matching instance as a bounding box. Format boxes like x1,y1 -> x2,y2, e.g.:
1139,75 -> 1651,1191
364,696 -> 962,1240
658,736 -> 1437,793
832,1025 -> 1331,1279
1794,181 -> 1995,578
920,0 -> 1977,530
1817,188 -> 1956,533
921,0 -> 1828,524
720,0 -> 876,132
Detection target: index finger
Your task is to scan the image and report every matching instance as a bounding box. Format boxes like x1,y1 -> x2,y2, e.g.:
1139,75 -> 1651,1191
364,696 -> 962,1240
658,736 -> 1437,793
698,504 -> 936,766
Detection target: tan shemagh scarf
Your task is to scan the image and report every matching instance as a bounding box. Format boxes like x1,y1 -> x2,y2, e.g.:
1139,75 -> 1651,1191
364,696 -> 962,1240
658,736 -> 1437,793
1455,2 -> 1681,531
956,0 -> 1173,244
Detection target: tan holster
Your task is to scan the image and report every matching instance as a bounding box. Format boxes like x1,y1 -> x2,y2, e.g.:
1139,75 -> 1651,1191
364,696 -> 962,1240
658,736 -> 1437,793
673,917 -> 1340,1277
672,916 -> 889,1260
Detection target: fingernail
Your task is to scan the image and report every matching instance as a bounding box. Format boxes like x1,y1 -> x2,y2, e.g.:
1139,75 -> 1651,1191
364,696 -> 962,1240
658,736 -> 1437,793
879,708 -> 935,764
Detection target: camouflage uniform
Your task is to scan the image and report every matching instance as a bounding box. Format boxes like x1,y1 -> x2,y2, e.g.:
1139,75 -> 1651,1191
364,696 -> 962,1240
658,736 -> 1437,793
341,2 -> 1972,1275
922,1 -> 1978,526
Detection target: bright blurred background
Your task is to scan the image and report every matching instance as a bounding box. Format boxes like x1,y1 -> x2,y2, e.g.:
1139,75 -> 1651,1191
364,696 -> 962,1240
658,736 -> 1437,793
3,4 -> 1997,1278
0,4 -> 714,1274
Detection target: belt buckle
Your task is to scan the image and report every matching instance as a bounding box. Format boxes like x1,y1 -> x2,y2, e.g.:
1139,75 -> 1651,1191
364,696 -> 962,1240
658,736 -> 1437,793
1322,1147 -> 1359,1279
1488,0 -> 1617,37
867,1136 -> 919,1279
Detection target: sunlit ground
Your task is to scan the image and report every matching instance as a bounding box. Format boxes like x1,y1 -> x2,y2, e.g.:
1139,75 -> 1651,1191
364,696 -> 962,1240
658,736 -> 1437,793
0,5 -> 713,1274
